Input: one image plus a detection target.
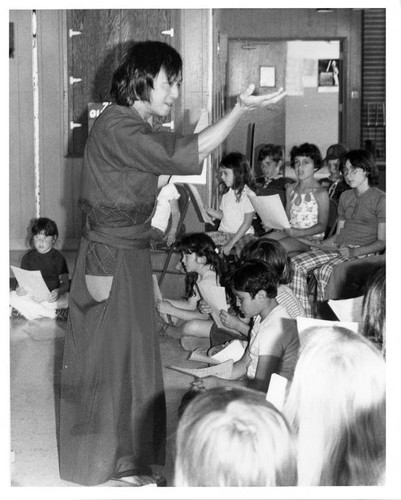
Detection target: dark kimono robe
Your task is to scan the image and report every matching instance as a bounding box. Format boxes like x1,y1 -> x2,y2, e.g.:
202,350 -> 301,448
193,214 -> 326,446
59,104 -> 200,485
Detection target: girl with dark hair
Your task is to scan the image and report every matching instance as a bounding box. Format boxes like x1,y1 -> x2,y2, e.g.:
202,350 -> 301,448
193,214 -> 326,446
59,39 -> 285,486
291,149 -> 386,317
206,152 -> 256,256
267,142 -> 330,257
155,233 -> 223,339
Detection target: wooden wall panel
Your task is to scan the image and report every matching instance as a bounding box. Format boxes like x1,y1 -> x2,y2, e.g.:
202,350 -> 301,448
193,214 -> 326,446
9,10 -> 36,249
67,9 -> 174,156
216,8 -> 362,150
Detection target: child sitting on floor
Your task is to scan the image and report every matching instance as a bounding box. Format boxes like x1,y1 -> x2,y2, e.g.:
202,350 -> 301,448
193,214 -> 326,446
155,232 -> 224,339
206,152 -> 256,256
10,217 -> 69,320
196,260 -> 299,394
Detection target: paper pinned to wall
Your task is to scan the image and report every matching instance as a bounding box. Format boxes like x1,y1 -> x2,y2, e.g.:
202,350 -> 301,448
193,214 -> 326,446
10,266 -> 50,302
168,109 -> 209,185
250,194 -> 291,230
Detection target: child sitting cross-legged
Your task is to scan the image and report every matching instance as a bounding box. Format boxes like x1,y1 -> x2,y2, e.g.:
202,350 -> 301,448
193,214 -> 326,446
10,217 -> 69,320
196,260 -> 300,394
155,232 -> 224,339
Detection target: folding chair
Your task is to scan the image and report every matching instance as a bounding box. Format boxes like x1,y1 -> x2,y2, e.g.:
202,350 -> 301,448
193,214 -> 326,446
152,183 -> 191,286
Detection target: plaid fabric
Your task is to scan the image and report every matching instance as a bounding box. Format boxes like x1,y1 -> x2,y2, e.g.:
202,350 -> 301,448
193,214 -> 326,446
207,231 -> 255,257
290,250 -> 346,317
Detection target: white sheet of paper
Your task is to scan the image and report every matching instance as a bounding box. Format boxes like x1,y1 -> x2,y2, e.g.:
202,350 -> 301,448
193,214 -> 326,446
328,297 -> 364,324
11,266 -> 50,302
167,359 -> 233,379
210,339 -> 246,363
185,184 -> 213,224
188,348 -> 221,365
152,274 -> 169,323
266,373 -> 288,411
168,109 -> 209,185
296,316 -> 359,344
197,281 -> 228,328
250,194 -> 291,230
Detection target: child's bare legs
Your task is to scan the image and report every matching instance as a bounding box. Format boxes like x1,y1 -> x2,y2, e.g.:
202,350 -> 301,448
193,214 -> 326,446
182,319 -> 213,338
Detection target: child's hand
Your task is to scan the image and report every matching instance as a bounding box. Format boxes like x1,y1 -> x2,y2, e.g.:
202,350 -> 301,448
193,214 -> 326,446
198,299 -> 212,314
338,245 -> 355,260
16,285 -> 27,296
219,310 -> 239,330
221,243 -> 233,256
165,231 -> 176,248
198,375 -> 221,390
156,299 -> 174,315
48,289 -> 60,302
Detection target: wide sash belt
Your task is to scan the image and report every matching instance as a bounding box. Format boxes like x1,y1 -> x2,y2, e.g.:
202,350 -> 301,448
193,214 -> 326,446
82,222 -> 150,250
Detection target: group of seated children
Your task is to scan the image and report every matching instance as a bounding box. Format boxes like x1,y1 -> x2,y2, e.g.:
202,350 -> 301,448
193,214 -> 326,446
156,141 -> 385,487
173,266 -> 386,487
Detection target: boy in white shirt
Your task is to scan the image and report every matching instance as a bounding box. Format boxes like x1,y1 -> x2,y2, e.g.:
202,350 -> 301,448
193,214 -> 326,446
199,260 -> 299,393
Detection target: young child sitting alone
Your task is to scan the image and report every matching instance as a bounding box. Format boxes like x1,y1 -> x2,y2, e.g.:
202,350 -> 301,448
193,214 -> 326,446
206,152 -> 256,256
197,260 -> 299,394
150,182 -> 181,248
10,217 -> 69,320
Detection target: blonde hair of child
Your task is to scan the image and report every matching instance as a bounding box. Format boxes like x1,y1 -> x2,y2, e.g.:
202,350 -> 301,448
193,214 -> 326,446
174,386 -> 296,487
283,326 -> 386,486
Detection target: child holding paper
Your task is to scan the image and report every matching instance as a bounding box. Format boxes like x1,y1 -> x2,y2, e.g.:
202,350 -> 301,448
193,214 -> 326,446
10,217 -> 69,320
155,233 -> 224,339
196,260 -> 299,393
206,152 -> 256,256
267,143 -> 329,257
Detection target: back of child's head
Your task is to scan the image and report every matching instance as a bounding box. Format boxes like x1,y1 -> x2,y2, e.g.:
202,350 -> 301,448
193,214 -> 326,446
290,143 -> 323,171
284,326 -> 386,486
340,149 -> 379,186
362,266 -> 386,354
226,259 -> 279,299
219,151 -> 254,196
258,144 -> 284,164
31,217 -> 59,237
174,385 -> 297,487
240,238 -> 293,284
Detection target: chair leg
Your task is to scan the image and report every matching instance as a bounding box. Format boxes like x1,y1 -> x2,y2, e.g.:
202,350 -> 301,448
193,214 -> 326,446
158,247 -> 175,287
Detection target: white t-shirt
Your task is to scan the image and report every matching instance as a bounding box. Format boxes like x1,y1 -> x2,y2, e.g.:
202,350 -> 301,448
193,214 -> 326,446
151,183 -> 180,232
218,188 -> 255,235
246,304 -> 299,381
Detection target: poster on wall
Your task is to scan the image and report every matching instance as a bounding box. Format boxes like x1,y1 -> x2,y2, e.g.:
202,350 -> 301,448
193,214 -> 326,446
318,59 -> 339,93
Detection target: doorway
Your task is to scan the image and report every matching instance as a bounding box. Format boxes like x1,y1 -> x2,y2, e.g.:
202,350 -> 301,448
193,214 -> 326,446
224,39 -> 341,175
